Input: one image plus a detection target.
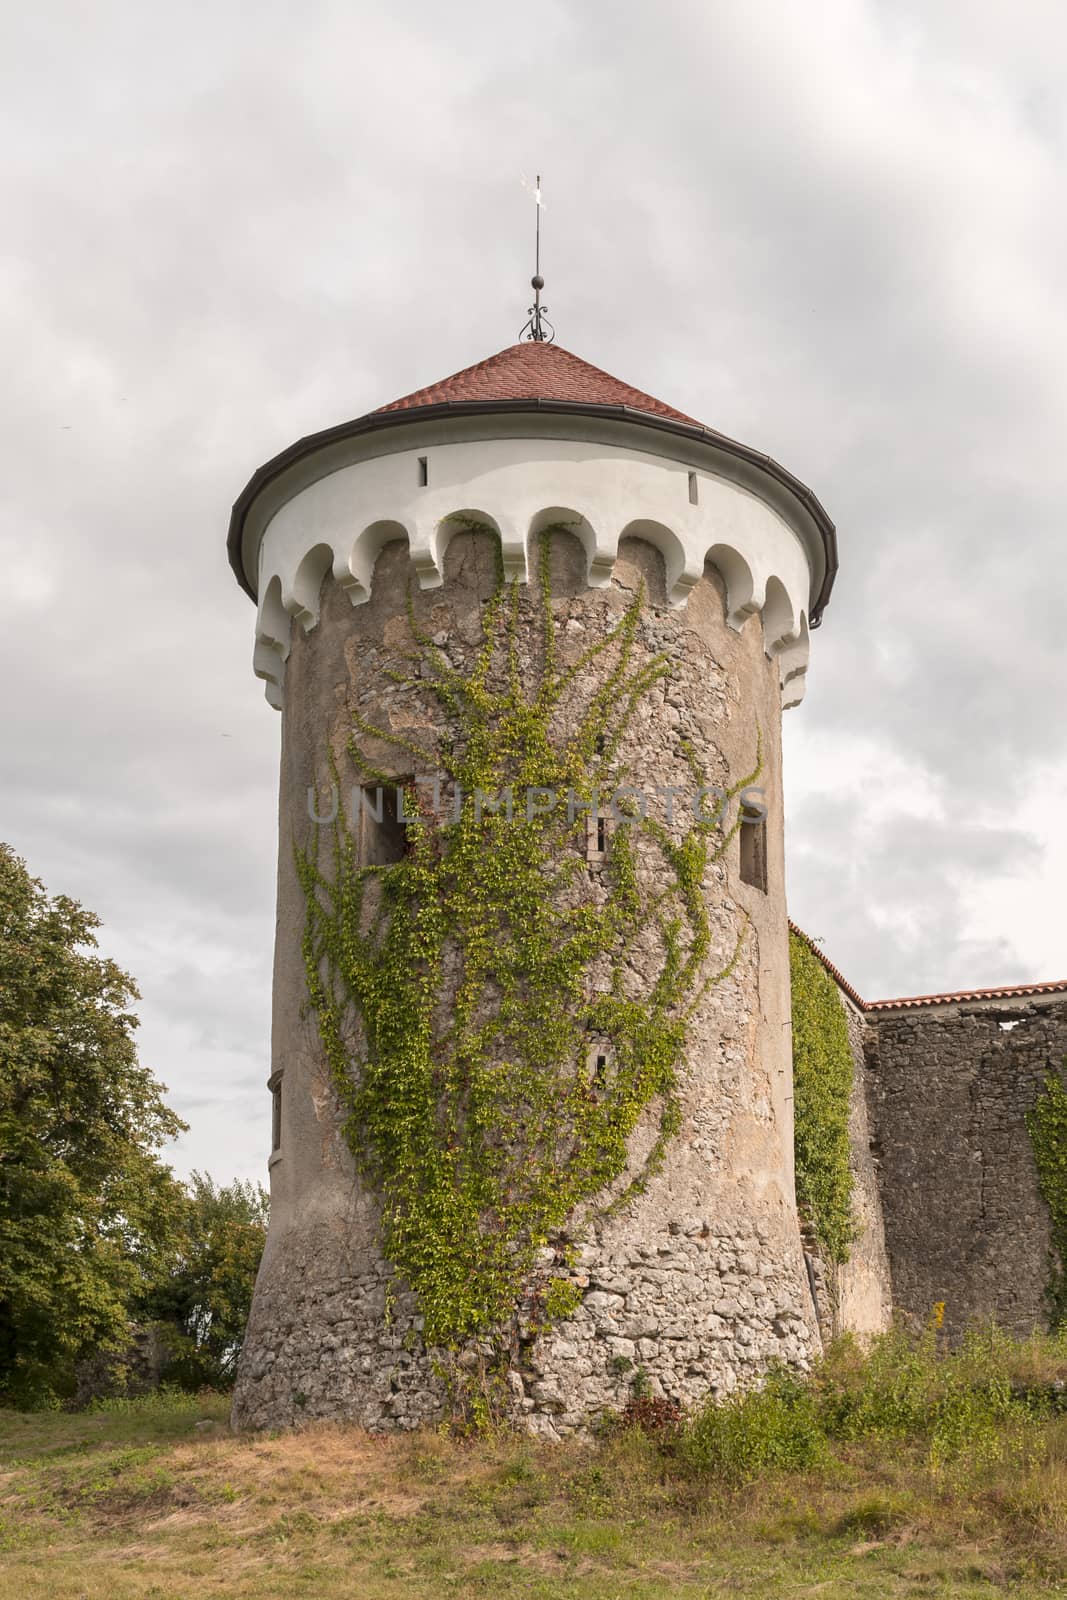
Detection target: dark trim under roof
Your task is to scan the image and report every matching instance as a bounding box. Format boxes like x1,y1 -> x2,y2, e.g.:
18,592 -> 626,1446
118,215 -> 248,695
227,397 -> 839,624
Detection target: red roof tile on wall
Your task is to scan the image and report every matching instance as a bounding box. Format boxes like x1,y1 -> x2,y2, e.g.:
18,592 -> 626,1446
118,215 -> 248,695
375,341 -> 700,426
866,980 -> 1067,1011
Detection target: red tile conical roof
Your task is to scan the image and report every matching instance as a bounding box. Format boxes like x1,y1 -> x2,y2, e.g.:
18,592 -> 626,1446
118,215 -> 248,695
375,341 -> 700,426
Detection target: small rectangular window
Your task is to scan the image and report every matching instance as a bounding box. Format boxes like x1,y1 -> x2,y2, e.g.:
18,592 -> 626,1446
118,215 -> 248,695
688,471 -> 699,506
586,810 -> 609,862
739,806 -> 768,893
359,782 -> 412,865
418,456 -> 428,486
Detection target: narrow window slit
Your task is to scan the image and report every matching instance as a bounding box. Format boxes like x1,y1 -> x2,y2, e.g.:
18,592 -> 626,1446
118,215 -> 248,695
739,805 -> 768,893
688,471 -> 699,506
586,1041 -> 612,1088
417,456 -> 428,486
269,1072 -> 282,1153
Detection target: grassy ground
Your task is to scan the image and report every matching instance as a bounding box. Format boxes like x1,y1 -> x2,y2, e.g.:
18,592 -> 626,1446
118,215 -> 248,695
2,1332 -> 1067,1598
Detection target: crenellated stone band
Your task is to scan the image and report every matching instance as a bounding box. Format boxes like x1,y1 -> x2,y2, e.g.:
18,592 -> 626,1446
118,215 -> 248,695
239,424 -> 824,714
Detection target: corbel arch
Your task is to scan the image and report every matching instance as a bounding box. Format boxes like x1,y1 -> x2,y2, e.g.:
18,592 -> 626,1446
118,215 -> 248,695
619,518 -> 698,607
526,506 -> 610,591
340,519 -> 413,605
704,542 -> 759,631
285,543 -> 335,633
762,574 -> 801,657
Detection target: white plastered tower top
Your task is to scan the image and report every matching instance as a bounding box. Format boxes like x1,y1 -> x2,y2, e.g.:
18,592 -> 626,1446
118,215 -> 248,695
225,341 -> 838,713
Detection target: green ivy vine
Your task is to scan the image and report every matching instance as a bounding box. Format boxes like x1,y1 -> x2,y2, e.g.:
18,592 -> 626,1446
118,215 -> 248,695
296,528 -> 757,1355
788,929 -> 856,1265
1025,1064 -> 1067,1327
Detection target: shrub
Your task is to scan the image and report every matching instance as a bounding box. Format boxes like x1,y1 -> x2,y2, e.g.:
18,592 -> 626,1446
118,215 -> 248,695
676,1326 -> 1065,1486
679,1368 -> 829,1483
620,1394 -> 682,1436
817,1325 -> 1032,1466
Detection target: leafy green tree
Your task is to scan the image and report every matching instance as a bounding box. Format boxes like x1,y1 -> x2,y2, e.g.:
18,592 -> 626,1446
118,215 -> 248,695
145,1172 -> 268,1388
0,844 -> 188,1406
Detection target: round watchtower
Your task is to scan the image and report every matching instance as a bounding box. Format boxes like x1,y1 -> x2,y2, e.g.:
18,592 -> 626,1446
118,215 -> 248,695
227,340 -> 838,1434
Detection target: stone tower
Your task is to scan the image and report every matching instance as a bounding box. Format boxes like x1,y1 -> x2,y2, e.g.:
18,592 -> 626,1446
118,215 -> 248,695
226,339 -> 838,1434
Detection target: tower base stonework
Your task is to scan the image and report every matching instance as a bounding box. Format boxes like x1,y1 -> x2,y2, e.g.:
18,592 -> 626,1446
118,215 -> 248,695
231,532 -> 820,1434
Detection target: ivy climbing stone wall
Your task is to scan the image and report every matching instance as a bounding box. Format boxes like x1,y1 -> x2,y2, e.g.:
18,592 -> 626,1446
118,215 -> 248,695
232,528 -> 820,1435
787,930 -> 891,1342
865,995 -> 1067,1341
830,988 -> 892,1336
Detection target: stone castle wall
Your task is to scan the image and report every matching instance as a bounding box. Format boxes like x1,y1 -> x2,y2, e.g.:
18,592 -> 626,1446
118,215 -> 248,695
232,528 -> 820,1434
863,995 -> 1067,1341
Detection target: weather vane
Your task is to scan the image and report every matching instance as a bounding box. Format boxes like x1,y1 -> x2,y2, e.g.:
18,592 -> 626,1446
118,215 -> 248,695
519,174 -> 554,343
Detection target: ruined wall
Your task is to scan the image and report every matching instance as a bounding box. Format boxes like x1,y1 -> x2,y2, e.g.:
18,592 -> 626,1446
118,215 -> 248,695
866,996 -> 1067,1340
232,529 -> 819,1434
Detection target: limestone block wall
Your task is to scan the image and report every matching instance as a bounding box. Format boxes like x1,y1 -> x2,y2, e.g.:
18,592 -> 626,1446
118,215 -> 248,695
232,529 -> 820,1434
866,995 -> 1067,1340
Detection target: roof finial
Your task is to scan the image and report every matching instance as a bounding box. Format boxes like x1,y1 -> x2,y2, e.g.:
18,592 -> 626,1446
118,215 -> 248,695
519,173 -> 554,343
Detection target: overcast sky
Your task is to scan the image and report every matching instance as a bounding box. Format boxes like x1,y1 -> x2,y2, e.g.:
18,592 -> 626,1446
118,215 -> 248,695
3,0 -> 1065,1185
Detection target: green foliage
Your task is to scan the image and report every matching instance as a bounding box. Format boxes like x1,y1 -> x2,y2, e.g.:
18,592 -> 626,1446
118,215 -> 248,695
679,1323 -> 1056,1485
788,930 -> 856,1264
85,1382 -> 212,1417
299,529 -> 755,1355
679,1367 -> 829,1482
1025,1065 -> 1067,1325
141,1172 -> 269,1389
815,1325 -> 1020,1467
541,1278 -> 584,1326
0,844 -> 188,1408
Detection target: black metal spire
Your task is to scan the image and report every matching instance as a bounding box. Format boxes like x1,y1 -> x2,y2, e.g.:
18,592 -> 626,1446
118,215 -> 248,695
519,174 -> 554,343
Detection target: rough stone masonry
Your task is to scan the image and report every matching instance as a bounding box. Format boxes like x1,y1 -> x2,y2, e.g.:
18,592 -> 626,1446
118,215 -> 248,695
864,994 -> 1067,1341
795,930 -> 1067,1347
232,531 -> 820,1435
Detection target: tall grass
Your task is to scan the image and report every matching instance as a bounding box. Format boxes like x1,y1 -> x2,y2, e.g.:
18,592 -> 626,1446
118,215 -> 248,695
84,1384 -> 219,1417
675,1324 -> 1067,1484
